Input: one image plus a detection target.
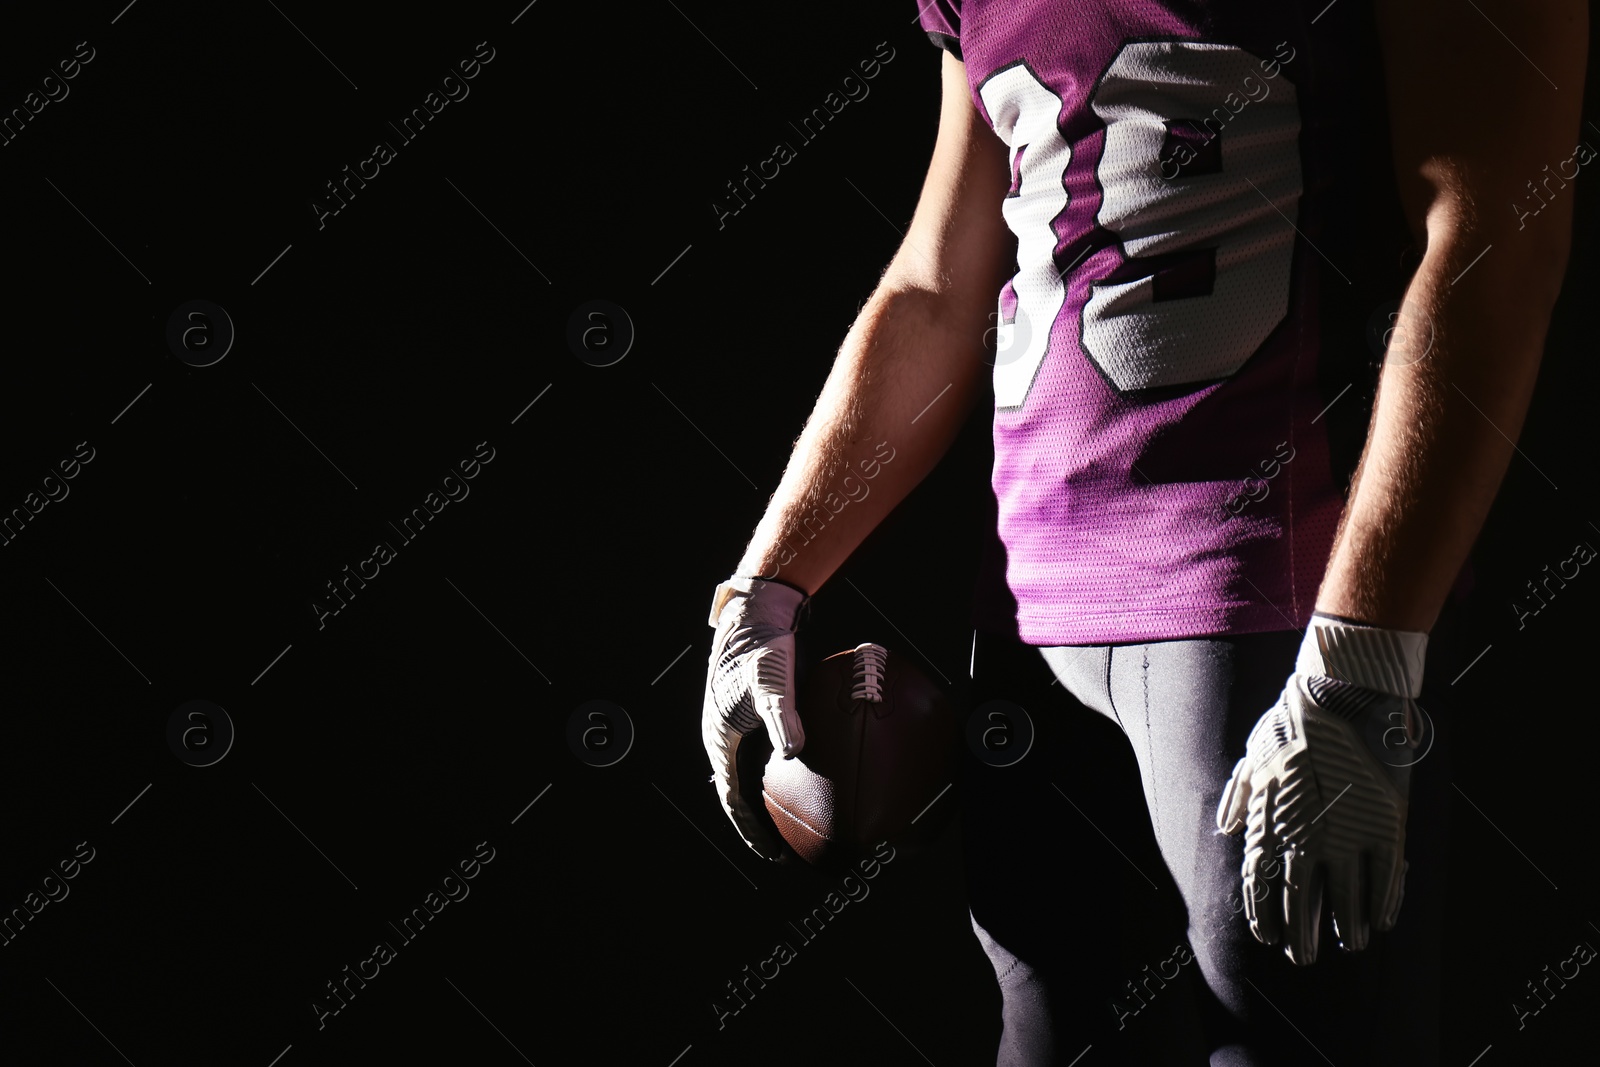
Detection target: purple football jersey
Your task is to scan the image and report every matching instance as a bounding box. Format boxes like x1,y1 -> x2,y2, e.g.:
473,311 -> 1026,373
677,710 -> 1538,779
917,0 -> 1415,644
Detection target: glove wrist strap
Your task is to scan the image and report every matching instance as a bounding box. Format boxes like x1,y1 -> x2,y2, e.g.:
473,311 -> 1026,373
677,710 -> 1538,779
708,575 -> 808,630
1295,612 -> 1428,698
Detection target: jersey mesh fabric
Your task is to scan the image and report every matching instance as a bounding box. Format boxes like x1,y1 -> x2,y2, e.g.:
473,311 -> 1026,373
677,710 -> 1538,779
916,0 -> 1415,645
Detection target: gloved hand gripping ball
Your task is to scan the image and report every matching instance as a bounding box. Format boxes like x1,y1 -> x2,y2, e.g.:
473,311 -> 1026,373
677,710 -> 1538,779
701,576 -> 807,860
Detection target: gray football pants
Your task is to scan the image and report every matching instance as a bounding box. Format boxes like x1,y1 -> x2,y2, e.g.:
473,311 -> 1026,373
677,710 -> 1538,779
963,624 -> 1452,1066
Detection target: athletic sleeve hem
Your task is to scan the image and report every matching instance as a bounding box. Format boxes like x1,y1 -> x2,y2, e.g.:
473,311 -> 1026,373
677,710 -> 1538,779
925,31 -> 963,60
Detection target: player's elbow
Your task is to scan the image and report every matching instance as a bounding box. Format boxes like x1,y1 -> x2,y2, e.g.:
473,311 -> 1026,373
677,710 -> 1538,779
1419,175 -> 1573,310
847,281 -> 990,404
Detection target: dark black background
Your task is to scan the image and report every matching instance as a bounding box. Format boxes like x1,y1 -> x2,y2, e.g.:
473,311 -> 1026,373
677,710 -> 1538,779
0,2 -> 1595,1064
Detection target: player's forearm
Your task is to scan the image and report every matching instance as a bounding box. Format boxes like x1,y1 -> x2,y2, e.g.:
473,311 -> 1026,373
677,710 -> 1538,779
734,284 -> 989,594
1315,229 -> 1570,632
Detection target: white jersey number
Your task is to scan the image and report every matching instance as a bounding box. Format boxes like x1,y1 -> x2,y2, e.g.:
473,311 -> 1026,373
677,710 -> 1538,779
981,42 -> 1304,408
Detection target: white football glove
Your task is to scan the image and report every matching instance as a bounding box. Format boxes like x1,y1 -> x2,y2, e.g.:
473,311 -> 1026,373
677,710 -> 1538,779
1216,614 -> 1428,965
702,575 -> 808,859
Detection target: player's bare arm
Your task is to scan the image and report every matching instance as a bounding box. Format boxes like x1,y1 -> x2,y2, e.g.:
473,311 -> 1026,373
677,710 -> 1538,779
735,51 -> 1016,595
1219,0 -> 1588,970
1317,0 -> 1588,631
703,51 -> 1014,858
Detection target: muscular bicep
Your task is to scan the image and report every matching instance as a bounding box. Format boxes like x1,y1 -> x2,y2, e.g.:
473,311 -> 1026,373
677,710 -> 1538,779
882,52 -> 1016,315
1375,0 -> 1588,253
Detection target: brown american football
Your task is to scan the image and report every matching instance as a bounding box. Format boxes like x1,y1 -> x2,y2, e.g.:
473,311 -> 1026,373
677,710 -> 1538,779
762,642 -> 957,867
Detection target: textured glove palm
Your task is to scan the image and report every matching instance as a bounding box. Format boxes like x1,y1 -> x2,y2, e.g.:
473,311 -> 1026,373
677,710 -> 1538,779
701,576 -> 808,860
1215,616 -> 1428,965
